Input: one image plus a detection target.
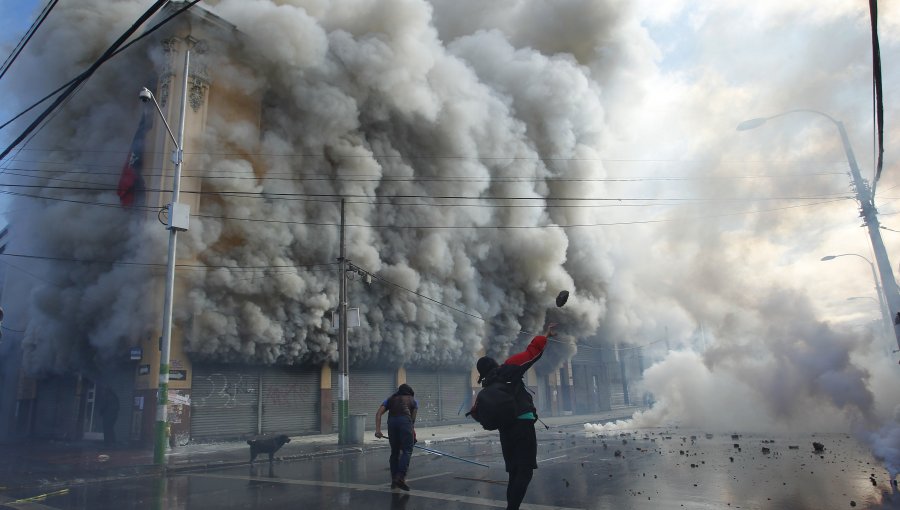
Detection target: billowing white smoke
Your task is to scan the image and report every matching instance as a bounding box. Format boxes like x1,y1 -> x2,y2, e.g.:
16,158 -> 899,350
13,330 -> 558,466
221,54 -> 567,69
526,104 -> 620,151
6,0 -> 619,373
5,1 -> 900,474
585,289 -> 900,479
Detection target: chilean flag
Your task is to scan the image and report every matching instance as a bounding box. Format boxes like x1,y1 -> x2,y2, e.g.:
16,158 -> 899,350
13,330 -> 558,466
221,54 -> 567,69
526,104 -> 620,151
117,105 -> 152,207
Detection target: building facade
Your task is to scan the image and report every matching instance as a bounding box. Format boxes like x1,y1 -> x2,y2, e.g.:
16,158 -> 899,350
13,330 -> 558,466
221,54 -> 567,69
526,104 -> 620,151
0,2 -> 643,446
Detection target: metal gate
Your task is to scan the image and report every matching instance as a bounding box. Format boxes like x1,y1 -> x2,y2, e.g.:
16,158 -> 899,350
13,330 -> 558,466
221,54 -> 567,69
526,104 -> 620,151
191,365 -> 259,440
438,371 -> 470,421
406,370 -> 440,425
332,368 -> 396,431
260,366 -> 319,435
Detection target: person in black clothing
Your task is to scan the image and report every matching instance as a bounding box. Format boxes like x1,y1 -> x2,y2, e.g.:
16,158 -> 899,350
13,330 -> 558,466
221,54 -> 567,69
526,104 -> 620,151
374,383 -> 418,491
476,323 -> 554,510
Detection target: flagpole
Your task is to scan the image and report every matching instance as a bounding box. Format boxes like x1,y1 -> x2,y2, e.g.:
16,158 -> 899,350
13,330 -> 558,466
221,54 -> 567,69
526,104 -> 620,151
152,41 -> 190,467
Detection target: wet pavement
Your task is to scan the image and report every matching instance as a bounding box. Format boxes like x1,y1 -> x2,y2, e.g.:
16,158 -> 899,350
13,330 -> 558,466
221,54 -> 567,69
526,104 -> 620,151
1,410 -> 898,509
0,412 -> 634,489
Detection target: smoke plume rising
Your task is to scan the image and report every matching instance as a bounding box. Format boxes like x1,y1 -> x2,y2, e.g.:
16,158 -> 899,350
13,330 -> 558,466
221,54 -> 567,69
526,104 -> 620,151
1,0 -> 899,471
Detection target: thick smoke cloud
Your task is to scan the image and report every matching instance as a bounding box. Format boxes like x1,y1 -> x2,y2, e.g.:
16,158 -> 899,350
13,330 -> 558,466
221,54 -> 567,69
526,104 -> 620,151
2,0 -> 900,473
4,0 -> 613,373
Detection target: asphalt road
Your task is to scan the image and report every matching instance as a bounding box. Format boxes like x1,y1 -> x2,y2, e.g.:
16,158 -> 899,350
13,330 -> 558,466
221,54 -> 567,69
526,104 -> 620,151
2,424 -> 898,509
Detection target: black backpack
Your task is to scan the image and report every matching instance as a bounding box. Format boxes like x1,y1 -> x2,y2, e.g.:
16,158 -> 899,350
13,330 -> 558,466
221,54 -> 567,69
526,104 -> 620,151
466,365 -> 524,430
467,382 -> 516,430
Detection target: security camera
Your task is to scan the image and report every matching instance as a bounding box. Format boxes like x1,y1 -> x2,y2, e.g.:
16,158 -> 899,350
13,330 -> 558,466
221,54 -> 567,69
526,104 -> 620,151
139,87 -> 152,102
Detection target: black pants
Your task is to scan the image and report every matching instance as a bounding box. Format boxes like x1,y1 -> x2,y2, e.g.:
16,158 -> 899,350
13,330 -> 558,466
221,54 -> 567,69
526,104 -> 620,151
499,419 -> 537,510
387,416 -> 414,480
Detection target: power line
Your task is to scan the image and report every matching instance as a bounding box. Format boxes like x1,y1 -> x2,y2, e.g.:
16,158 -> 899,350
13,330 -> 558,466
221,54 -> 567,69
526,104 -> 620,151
0,181 -> 851,228
350,262 -> 669,353
0,181 -> 854,203
0,0 -> 202,134
0,162 -> 850,183
0,0 -> 172,163
5,147 -> 858,167
0,251 -> 338,270
0,0 -> 58,83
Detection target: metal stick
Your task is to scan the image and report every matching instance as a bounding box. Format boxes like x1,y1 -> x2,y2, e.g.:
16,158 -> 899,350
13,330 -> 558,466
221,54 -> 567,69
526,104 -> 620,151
413,444 -> 489,468
377,436 -> 489,468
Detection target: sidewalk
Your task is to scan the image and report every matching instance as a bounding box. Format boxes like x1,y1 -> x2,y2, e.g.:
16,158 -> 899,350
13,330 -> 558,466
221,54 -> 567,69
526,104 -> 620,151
0,408 -> 639,490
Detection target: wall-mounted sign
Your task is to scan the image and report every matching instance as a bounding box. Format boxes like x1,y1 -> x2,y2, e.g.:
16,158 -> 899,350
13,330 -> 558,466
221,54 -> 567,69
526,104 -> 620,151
138,364 -> 150,375
169,369 -> 188,381
331,308 -> 361,329
130,347 -> 143,361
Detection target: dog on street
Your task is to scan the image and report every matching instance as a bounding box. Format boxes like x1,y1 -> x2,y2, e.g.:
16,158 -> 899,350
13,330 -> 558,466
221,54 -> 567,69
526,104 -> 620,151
247,434 -> 291,463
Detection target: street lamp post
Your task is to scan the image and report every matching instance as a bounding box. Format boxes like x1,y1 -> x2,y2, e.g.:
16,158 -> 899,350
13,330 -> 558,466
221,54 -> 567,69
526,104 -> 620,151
141,44 -> 191,466
739,110 -> 900,351
821,254 -> 894,340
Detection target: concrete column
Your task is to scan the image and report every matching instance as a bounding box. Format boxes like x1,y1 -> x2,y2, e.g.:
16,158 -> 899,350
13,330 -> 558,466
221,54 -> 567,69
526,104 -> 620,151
320,364 -> 332,433
549,370 -> 560,416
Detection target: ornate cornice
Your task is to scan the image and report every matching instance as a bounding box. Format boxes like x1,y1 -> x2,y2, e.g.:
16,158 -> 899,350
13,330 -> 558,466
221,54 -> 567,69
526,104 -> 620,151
158,37 -> 213,112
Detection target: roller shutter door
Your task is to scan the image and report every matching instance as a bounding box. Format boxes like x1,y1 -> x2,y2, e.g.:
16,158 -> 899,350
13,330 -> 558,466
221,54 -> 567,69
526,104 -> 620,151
191,365 -> 259,440
438,371 -> 470,421
572,364 -> 592,414
260,366 -> 319,435
406,370 -> 440,425
333,368 -> 396,431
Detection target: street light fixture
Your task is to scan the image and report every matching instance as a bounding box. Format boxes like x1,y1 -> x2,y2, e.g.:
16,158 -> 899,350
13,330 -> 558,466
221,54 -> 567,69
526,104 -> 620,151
739,110 -> 900,351
140,45 -> 192,466
821,254 -> 893,342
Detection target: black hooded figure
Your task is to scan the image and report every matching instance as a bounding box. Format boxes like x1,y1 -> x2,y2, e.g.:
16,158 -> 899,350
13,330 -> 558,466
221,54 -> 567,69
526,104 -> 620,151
374,384 -> 418,491
476,323 -> 555,510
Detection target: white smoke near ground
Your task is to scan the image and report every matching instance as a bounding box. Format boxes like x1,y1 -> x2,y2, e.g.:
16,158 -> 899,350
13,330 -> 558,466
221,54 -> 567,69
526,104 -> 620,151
2,0 -> 900,474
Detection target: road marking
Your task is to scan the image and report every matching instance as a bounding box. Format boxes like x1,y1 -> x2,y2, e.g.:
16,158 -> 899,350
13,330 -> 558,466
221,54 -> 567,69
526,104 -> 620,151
405,471 -> 452,482
190,473 -> 583,510
454,476 -> 507,485
538,455 -> 568,464
0,494 -> 61,509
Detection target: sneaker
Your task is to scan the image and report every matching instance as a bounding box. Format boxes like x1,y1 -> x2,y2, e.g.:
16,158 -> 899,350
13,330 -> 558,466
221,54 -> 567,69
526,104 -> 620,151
396,479 -> 410,491
390,481 -> 398,490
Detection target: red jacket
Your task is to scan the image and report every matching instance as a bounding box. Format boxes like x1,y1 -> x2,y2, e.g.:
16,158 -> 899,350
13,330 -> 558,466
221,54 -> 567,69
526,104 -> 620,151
481,334 -> 549,419
504,334 -> 548,369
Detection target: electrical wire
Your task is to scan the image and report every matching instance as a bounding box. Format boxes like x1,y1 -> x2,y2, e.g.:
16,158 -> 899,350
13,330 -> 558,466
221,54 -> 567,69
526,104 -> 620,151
0,181 -> 852,229
350,261 -> 670,353
0,0 -> 202,134
0,251 -> 338,271
0,0 -> 172,163
0,159 -> 849,182
0,0 -> 58,83
2,147 -> 860,168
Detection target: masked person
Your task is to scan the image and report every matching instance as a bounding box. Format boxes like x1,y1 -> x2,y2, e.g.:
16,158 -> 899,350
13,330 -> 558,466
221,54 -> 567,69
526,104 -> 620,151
475,323 -> 554,510
374,383 -> 418,491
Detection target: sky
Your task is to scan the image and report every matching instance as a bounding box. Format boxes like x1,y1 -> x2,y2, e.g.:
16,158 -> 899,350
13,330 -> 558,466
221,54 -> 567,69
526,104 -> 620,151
0,0 -> 899,477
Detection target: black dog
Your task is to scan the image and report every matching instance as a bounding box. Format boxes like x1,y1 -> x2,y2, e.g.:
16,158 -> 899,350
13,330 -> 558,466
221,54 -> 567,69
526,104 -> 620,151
247,434 -> 291,463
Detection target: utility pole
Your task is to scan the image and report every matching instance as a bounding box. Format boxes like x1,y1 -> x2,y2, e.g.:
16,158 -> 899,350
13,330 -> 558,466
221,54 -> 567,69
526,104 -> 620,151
738,110 -> 900,352
337,199 -> 349,444
144,41 -> 191,466
836,120 -> 900,351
